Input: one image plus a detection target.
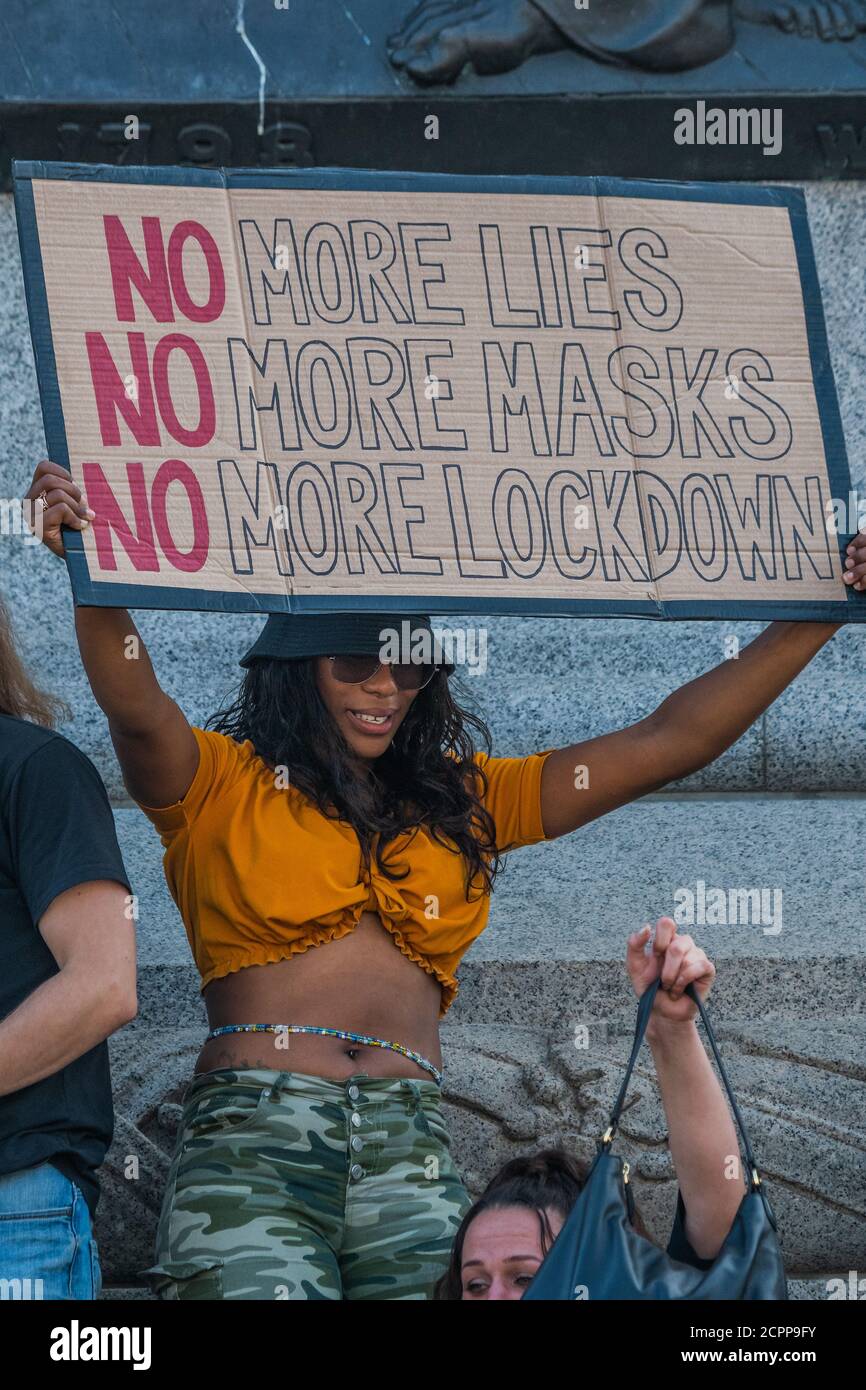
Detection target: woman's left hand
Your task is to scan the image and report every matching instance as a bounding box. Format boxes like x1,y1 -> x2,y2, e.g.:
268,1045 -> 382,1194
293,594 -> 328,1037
626,916 -> 715,1024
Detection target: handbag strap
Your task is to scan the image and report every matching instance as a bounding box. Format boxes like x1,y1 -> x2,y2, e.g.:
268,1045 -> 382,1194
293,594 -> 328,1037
602,979 -> 763,1191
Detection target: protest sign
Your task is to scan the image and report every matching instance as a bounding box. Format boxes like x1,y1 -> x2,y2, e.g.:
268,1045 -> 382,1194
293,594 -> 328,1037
13,162 -> 863,621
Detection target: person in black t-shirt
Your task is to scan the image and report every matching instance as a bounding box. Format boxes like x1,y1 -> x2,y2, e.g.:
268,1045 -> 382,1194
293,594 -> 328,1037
0,597 -> 135,1300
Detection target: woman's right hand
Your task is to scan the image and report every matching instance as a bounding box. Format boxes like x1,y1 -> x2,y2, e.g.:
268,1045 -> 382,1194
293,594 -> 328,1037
626,917 -> 715,1026
25,460 -> 94,559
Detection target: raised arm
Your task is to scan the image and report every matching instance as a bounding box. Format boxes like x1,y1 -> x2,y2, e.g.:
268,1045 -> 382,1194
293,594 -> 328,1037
26,460 -> 199,807
627,919 -> 743,1261
539,619 -> 842,838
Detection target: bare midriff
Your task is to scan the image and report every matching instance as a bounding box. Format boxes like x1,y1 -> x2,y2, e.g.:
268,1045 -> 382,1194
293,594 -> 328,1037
195,911 -> 443,1082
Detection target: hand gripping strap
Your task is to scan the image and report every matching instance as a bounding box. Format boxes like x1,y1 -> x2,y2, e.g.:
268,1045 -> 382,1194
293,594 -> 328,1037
603,979 -> 762,1190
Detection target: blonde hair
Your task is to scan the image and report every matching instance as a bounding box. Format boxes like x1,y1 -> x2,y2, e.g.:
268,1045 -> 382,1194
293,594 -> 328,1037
0,594 -> 69,727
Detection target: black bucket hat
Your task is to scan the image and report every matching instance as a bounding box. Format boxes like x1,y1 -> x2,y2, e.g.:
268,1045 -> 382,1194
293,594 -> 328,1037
239,611 -> 451,669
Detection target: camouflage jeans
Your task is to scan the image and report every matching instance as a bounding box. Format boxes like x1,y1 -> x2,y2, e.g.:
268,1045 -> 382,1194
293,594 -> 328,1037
142,1068 -> 470,1300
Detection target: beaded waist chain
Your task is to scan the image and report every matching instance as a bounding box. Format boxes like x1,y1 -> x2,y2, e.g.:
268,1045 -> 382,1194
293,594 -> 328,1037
205,1023 -> 443,1086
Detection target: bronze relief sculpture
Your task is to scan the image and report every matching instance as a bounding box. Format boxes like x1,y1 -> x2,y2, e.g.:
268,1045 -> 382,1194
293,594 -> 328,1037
387,0 -> 866,82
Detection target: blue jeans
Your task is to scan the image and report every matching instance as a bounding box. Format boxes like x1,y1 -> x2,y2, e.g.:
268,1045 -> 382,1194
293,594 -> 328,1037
0,1162 -> 101,1300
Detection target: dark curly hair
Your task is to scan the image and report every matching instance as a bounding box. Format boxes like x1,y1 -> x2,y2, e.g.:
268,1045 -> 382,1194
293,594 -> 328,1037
207,658 -> 502,897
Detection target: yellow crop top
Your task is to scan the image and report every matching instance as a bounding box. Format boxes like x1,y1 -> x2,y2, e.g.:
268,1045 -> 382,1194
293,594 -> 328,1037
138,727 -> 553,1016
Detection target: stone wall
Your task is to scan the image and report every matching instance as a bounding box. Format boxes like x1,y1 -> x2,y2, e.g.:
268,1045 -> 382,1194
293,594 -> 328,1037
1,184 -> 863,1299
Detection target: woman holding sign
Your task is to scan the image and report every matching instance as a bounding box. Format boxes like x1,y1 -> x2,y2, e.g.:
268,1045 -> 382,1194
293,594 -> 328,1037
27,458 -> 864,1300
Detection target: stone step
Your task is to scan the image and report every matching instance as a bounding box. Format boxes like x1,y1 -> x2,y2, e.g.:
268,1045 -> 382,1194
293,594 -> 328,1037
116,793 -> 866,1028
787,1277 -> 865,1301
456,792 -> 866,1025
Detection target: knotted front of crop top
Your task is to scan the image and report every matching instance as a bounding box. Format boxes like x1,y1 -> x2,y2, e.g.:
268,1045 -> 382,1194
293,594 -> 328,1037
138,727 -> 553,1017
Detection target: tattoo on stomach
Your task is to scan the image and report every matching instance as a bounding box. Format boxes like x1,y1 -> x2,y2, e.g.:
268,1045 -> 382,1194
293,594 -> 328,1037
207,1050 -> 269,1072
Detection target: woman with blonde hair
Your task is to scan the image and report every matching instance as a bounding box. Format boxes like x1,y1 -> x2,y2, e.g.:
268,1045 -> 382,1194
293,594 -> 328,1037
0,593 -> 135,1299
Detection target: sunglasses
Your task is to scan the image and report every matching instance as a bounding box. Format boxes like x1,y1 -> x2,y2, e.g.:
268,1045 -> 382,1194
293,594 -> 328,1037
327,654 -> 445,691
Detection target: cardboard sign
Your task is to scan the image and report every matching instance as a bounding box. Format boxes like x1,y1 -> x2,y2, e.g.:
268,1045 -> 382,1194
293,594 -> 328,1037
14,162 -> 862,621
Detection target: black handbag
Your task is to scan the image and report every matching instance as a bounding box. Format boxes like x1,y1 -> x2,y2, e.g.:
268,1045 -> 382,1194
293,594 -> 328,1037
522,979 -> 787,1300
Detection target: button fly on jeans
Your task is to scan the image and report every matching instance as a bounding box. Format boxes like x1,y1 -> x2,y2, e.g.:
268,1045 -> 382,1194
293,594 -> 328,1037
350,1164 -> 364,1181
351,1136 -> 363,1152
351,1112 -> 362,1127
